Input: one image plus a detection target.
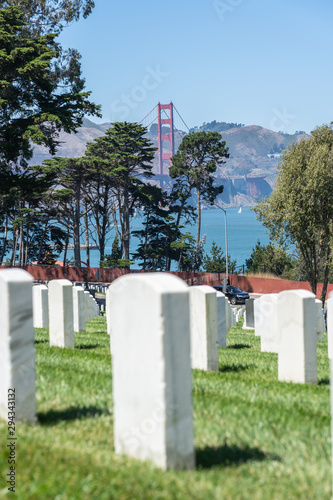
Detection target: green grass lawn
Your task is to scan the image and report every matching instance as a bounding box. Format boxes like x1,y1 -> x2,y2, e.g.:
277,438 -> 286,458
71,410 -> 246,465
0,318 -> 331,500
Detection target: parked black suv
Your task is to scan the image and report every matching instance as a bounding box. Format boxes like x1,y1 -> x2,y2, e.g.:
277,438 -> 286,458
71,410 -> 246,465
213,285 -> 249,305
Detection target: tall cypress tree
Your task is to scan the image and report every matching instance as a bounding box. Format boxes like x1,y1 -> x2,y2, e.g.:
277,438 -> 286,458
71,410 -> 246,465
170,131 -> 228,245
0,6 -> 100,173
85,122 -> 156,261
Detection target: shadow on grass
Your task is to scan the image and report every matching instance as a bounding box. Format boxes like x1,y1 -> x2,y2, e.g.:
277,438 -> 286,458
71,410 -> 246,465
318,377 -> 330,386
86,330 -> 107,335
196,444 -> 280,469
219,363 -> 253,373
35,339 -> 48,344
227,344 -> 252,349
38,405 -> 105,425
77,344 -> 100,350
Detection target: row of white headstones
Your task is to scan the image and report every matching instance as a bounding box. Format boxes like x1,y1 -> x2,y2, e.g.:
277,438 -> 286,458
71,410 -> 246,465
243,294 -> 328,384
0,269 -> 99,419
1,268 -> 333,473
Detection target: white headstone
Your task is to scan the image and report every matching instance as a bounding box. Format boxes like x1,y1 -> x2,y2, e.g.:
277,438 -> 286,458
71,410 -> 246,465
278,290 -> 317,384
189,286 -> 219,371
106,286 -> 111,336
110,273 -> 194,470
225,297 -> 233,333
216,291 -> 226,348
0,269 -> 36,422
244,298 -> 255,328
328,292 -> 333,359
328,292 -> 333,491
83,291 -> 91,323
48,279 -> 74,348
315,299 -> 325,341
254,298 -> 261,336
33,284 -> 49,328
231,307 -> 237,326
260,294 -> 279,353
72,286 -> 85,333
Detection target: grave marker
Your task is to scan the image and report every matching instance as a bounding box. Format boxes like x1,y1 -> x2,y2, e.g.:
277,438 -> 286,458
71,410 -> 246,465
189,286 -> 219,371
48,279 -> 74,348
244,298 -> 255,329
254,298 -> 261,336
278,290 -> 317,384
73,286 -> 85,333
328,292 -> 333,359
260,294 -> 279,353
33,284 -> 48,328
216,291 -> 226,348
0,269 -> 36,422
110,273 -> 194,470
315,299 -> 325,341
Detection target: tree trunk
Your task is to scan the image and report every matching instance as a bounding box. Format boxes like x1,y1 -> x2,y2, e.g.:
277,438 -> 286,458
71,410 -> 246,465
37,218 -> 49,265
11,228 -> 19,266
24,231 -> 29,266
63,233 -> 69,266
73,188 -> 81,265
320,245 -> 331,306
177,247 -> 183,272
84,197 -> 90,267
122,188 -> 130,261
18,224 -> 24,266
196,188 -> 201,245
301,245 -> 317,297
99,188 -> 109,263
0,214 -> 8,265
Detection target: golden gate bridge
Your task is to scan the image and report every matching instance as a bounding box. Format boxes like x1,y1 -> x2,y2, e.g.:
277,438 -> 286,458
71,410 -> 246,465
139,102 -> 269,196
139,102 -> 189,186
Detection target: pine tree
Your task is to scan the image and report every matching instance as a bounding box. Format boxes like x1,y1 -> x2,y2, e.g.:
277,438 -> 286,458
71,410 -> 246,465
170,131 -> 228,245
0,6 -> 100,174
85,122 -> 156,260
203,240 -> 237,273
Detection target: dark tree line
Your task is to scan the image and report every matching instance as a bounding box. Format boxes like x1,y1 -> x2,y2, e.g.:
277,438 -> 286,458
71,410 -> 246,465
0,119 -> 228,270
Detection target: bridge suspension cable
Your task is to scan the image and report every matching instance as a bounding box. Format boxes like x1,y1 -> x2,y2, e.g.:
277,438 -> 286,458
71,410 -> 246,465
173,103 -> 190,133
139,102 -> 190,134
139,104 -> 158,129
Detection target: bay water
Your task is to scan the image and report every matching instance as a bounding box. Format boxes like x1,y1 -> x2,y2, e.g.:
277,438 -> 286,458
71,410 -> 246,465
62,206 -> 270,270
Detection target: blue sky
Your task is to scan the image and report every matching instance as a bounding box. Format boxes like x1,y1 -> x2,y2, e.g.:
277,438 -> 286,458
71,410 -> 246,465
59,0 -> 333,134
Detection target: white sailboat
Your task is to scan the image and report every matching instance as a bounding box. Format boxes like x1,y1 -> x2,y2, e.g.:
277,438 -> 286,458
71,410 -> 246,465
238,207 -> 242,214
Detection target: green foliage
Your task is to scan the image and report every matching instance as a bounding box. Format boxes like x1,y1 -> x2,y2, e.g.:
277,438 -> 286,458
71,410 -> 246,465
203,240 -> 237,273
245,240 -> 294,277
116,258 -> 132,269
132,212 -> 176,271
170,233 -> 206,272
0,5 -> 100,173
170,130 -> 228,244
131,185 -> 183,271
0,1 -> 95,35
190,120 -> 244,133
85,122 -> 157,261
32,157 -> 88,263
254,124 -> 333,302
0,163 -> 67,265
100,235 -> 122,268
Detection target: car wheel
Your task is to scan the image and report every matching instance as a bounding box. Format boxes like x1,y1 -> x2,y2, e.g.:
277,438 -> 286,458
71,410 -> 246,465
231,297 -> 237,305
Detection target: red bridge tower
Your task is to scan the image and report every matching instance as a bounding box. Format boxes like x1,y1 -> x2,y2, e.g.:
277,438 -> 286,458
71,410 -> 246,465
157,102 -> 174,175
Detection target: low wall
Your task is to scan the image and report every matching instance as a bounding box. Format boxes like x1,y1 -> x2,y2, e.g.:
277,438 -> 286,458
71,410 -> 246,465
229,275 -> 333,300
1,265 -> 333,300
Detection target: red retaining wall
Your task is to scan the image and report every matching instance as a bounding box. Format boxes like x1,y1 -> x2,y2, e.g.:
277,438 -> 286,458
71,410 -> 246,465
1,265 -> 333,300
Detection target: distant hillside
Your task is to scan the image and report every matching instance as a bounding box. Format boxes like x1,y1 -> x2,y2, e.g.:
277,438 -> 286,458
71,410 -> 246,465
190,120 -> 245,134
29,118 -> 309,207
217,125 -> 308,181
